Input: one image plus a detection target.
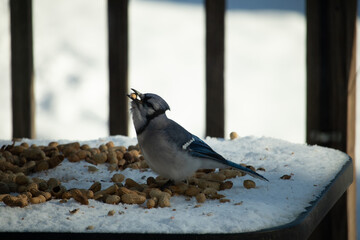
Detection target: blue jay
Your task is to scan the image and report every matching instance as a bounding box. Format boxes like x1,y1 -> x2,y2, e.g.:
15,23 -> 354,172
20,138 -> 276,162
128,89 -> 268,182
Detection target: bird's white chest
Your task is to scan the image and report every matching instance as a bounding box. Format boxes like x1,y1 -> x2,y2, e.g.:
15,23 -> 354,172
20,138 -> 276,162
138,132 -> 200,181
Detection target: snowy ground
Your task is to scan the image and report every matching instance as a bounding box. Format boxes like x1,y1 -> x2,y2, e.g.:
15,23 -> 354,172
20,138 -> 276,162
0,136 -> 350,233
0,0 -> 359,236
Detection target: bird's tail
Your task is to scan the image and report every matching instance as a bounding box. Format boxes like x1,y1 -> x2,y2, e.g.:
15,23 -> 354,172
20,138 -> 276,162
225,160 -> 269,182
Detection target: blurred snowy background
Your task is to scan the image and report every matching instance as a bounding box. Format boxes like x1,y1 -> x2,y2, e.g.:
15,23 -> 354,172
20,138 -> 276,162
0,0 -> 359,236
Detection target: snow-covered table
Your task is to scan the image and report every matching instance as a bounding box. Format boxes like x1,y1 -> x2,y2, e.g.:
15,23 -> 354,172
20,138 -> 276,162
0,136 -> 353,239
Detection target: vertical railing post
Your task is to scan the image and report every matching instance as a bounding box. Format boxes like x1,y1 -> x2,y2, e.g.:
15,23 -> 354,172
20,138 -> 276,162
306,0 -> 357,239
10,0 -> 35,139
108,0 -> 129,136
205,0 -> 225,138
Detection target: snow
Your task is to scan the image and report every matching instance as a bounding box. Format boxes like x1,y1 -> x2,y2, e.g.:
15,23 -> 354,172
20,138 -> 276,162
0,0 -> 358,235
0,136 -> 350,233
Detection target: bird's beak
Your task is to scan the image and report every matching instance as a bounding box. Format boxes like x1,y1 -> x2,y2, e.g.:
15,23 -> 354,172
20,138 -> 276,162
127,88 -> 143,102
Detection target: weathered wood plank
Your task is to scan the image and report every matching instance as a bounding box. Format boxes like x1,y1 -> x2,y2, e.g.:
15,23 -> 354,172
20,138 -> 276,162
346,4 -> 357,240
108,0 -> 129,136
205,0 -> 225,138
306,0 -> 357,239
10,0 -> 35,139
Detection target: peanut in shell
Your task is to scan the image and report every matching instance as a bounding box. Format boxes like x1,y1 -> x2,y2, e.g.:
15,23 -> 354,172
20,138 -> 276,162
121,193 -> 146,204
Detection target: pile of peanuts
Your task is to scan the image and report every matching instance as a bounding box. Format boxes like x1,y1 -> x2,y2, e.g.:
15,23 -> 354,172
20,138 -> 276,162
0,139 -> 263,208
0,140 -> 146,174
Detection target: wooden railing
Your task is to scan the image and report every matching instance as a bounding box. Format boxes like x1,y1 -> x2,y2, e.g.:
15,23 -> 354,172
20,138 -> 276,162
108,0 -> 129,136
306,1 -> 356,239
10,0 -> 35,139
7,0 -> 357,239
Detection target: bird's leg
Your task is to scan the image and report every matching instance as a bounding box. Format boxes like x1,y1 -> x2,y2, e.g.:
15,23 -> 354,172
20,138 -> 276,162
160,179 -> 175,190
184,179 -> 189,185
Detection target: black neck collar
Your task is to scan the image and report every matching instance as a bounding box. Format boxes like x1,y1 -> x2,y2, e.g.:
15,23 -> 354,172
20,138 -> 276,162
136,110 -> 165,135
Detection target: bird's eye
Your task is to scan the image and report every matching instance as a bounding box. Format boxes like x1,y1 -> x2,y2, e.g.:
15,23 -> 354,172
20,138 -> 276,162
146,102 -> 154,109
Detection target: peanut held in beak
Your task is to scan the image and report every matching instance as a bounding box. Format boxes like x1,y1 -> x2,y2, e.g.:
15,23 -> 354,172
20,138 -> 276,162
130,93 -> 137,100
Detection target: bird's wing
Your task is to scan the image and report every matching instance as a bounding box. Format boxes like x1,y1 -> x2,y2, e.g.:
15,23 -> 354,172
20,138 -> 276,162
164,121 -> 226,163
184,135 -> 228,164
184,135 -> 269,182
165,120 -> 268,181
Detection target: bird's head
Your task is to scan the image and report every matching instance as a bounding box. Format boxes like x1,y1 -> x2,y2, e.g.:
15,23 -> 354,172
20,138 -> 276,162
127,89 -> 170,134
